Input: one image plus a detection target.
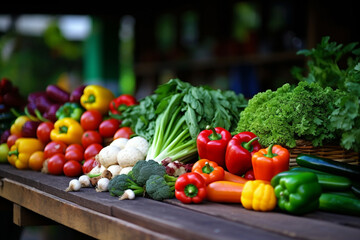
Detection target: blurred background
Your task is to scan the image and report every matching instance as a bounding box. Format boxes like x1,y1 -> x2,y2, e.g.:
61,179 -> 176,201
0,1 -> 359,239
1,0 -> 358,100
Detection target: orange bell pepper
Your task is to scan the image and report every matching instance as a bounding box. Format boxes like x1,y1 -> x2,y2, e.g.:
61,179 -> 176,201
251,144 -> 290,181
192,159 -> 225,185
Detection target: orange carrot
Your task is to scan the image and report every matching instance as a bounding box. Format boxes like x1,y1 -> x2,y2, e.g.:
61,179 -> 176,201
223,170 -> 248,184
206,181 -> 244,203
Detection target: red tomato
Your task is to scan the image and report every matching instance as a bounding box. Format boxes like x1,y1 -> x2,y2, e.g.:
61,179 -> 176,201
80,110 -> 103,131
43,141 -> 67,159
81,130 -> 102,149
63,160 -> 82,177
47,153 -> 66,175
244,168 -> 255,180
7,134 -> 20,148
65,148 -> 84,162
84,143 -> 103,160
99,119 -> 119,138
82,157 -> 99,174
113,127 -> 134,140
66,143 -> 84,153
36,122 -> 54,144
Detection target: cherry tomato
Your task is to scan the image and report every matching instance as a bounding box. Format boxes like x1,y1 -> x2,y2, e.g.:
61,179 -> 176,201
63,160 -> 82,177
29,151 -> 45,171
65,146 -> 84,162
7,134 -> 20,148
81,130 -> 102,149
80,110 -> 103,131
36,121 -> 54,144
47,153 -> 66,175
244,168 -> 255,180
82,157 -> 99,174
66,143 -> 84,153
44,141 -> 67,159
113,127 -> 134,140
84,143 -> 103,160
99,119 -> 119,138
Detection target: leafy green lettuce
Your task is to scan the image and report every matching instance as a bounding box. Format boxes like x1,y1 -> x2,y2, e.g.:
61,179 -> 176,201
235,81 -> 344,148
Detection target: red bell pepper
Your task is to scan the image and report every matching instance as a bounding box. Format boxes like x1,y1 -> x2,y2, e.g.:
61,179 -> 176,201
196,125 -> 232,168
252,144 -> 290,181
109,94 -> 138,115
225,131 -> 261,176
175,172 -> 207,204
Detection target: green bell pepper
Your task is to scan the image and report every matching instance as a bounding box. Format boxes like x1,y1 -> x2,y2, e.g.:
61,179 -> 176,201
271,171 -> 322,215
56,102 -> 84,122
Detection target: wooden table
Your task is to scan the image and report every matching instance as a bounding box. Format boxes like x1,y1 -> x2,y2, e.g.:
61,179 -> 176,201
1,164 -> 359,240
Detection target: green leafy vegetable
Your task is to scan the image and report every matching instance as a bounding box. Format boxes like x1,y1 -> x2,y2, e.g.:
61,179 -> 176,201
235,81 -> 343,148
293,36 -> 360,152
120,78 -> 247,163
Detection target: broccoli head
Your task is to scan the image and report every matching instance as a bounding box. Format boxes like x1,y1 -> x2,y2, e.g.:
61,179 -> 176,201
108,174 -> 144,197
145,174 -> 176,201
131,160 -> 167,186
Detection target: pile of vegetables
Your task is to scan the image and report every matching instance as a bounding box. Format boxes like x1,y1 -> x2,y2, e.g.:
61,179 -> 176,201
119,78 -> 248,163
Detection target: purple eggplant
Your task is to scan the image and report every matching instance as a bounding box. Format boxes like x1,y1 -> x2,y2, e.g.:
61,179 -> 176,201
46,85 -> 70,104
28,91 -> 47,104
35,94 -> 53,113
70,84 -> 86,103
0,129 -> 10,144
43,103 -> 62,122
22,121 -> 40,138
25,101 -> 37,116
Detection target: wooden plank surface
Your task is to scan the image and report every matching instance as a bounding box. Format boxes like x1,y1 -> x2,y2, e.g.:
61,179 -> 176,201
1,163 -> 360,240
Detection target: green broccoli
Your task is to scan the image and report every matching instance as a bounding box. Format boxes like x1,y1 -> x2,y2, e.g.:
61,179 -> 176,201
145,174 -> 177,201
130,160 -> 167,186
108,174 -> 144,197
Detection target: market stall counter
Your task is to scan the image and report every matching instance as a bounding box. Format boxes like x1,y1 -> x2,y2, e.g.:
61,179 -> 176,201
0,164 -> 359,240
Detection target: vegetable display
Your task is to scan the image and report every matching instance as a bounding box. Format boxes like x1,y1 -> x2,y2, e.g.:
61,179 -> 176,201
1,38 -> 359,223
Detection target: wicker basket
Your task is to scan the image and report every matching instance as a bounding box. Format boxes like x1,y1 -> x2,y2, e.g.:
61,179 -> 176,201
288,140 -> 359,167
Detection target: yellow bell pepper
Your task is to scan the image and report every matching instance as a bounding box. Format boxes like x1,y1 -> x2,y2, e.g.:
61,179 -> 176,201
50,117 -> 84,145
10,115 -> 31,136
8,138 -> 44,169
80,85 -> 115,115
241,180 -> 277,212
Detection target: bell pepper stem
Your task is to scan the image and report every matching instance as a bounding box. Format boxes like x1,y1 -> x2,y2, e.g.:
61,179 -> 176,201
59,126 -> 68,134
206,125 -> 222,141
264,144 -> 278,158
241,137 -> 260,152
8,149 -> 19,157
83,94 -> 96,104
202,162 -> 214,174
185,184 -> 199,198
